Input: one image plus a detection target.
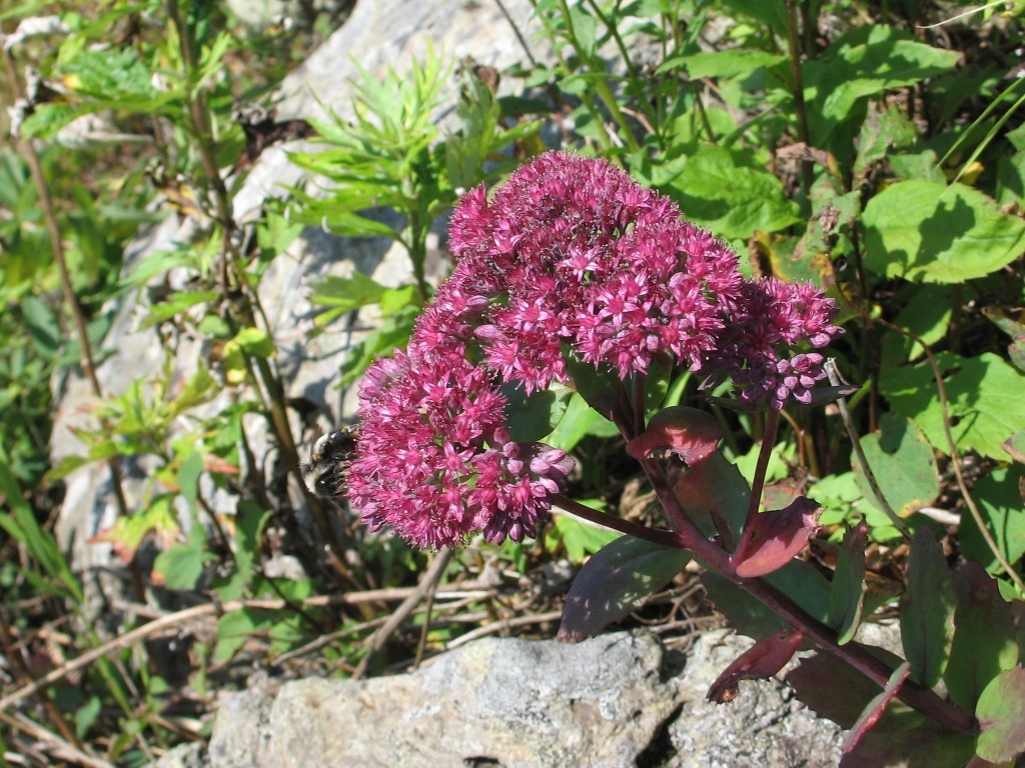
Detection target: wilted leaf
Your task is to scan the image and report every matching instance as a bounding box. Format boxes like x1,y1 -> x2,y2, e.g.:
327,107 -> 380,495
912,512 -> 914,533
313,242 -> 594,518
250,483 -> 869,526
731,497 -> 821,578
707,628 -> 804,703
900,528 -> 955,688
559,536 -> 689,641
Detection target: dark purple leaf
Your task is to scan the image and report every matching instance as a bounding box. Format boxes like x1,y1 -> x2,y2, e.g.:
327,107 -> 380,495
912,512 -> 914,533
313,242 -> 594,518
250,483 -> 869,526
840,713 -> 976,768
731,496 -> 821,578
787,651 -> 880,728
707,628 -> 804,703
900,527 -> 954,688
843,662 -> 912,754
559,535 -> 689,641
976,667 -> 1025,763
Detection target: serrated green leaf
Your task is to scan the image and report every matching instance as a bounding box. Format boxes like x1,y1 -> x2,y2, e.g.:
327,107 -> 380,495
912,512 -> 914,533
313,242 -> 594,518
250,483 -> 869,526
231,327 -> 275,358
879,351 -> 1025,459
863,181 -> 1025,283
310,272 -> 388,312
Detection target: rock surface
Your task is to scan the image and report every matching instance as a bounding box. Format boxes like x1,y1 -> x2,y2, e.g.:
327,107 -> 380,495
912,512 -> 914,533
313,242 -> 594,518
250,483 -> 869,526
146,630 -> 842,768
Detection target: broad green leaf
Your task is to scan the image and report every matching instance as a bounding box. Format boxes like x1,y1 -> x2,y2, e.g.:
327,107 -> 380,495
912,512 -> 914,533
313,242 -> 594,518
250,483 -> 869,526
176,450 -> 204,508
879,352 -> 1025,459
217,502 -> 271,601
959,465 -> 1025,575
851,413 -> 939,518
559,536 -> 689,640
880,285 -> 954,369
543,393 -> 616,452
552,513 -> 619,564
863,181 -> 1025,283
310,272 -> 388,312
803,26 -> 960,146
504,384 -> 572,442
152,525 -> 213,591
900,528 -> 955,688
231,327 -> 275,358
661,49 -> 787,79
975,668 -> 1025,764
945,563 -> 1019,711
144,290 -> 219,324
659,147 -> 801,239
829,522 -> 867,645
339,304 -> 419,385
719,0 -> 787,36
90,495 -> 179,563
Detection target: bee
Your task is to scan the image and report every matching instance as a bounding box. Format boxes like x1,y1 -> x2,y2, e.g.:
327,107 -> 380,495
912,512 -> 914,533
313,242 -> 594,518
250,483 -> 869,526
301,425 -> 359,499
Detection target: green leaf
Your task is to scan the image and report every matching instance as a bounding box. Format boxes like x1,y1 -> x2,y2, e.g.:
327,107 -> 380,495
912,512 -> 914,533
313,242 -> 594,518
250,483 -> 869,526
559,536 -> 689,640
880,285 -> 954,368
144,290 -> 219,324
975,667 -> 1025,763
552,513 -> 619,563
659,147 -> 801,240
900,528 -> 955,688
851,413 -> 939,518
231,327 -> 275,358
662,49 -> 787,79
879,351 -> 1025,459
862,181 -> 1025,283
803,26 -> 960,146
310,272 -> 389,314
852,106 -> 920,180
339,304 -> 419,385
152,525 -> 213,591
543,393 -> 617,452
944,562 -> 1019,711
829,522 -> 867,645
504,384 -> 572,442
216,502 -> 270,602
959,465 -> 1025,575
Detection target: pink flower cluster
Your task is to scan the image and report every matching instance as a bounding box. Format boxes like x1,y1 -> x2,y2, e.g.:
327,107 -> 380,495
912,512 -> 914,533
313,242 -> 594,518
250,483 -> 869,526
347,152 -> 842,548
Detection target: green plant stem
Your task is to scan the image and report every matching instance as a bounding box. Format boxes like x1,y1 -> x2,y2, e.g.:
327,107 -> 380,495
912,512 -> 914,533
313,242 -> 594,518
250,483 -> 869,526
825,360 -> 911,540
556,0 -> 640,153
784,0 -> 814,201
2,46 -> 130,522
583,0 -> 659,141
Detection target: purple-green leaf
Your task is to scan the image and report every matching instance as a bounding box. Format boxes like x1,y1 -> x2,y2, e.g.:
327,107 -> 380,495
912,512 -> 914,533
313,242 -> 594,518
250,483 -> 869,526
900,527 -> 955,688
843,662 -> 912,755
558,536 -> 689,641
626,406 -> 724,465
707,628 -> 803,703
731,497 -> 821,578
829,521 -> 868,645
945,562 -> 1020,711
976,667 -> 1025,763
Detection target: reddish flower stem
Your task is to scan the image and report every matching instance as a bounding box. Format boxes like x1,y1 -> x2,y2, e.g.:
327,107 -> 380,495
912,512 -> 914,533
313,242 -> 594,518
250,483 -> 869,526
632,457 -> 979,737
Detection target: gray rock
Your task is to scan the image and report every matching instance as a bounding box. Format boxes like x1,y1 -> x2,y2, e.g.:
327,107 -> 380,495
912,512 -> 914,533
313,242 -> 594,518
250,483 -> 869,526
147,630 -> 845,768
666,630 -> 843,768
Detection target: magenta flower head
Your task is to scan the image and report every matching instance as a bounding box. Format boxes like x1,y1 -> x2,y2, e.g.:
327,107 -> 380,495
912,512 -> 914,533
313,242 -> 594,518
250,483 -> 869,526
346,151 -> 842,548
705,277 -> 843,410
